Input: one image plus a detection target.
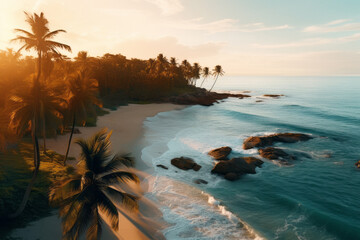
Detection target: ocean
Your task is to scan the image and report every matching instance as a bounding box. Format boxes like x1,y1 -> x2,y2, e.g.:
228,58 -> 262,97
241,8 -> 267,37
141,76 -> 360,240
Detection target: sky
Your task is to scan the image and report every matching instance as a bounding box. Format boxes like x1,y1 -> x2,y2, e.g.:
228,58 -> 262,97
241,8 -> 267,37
1,0 -> 360,76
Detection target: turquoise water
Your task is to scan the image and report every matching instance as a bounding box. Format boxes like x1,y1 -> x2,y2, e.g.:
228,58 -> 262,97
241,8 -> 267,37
142,77 -> 360,240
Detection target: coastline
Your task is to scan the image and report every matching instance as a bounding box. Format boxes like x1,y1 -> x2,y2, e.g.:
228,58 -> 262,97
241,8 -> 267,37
10,103 -> 185,240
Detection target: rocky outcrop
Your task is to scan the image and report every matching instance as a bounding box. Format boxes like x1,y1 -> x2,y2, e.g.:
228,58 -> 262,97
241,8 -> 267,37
171,157 -> 202,171
194,179 -> 208,184
211,157 -> 263,181
224,172 -> 240,181
208,146 -> 232,160
243,133 -> 313,150
156,164 -> 168,170
168,88 -> 251,106
263,94 -> 284,98
258,147 -> 296,161
355,160 -> 360,168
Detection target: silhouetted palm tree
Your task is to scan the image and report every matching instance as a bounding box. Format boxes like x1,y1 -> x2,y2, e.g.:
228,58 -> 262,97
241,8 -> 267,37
170,57 -> 177,67
50,129 -> 139,240
181,59 -> 192,84
200,67 -> 210,88
155,53 -> 168,73
63,70 -> 102,165
209,65 -> 225,92
12,12 -> 71,85
74,51 -> 89,70
191,63 -> 201,86
6,78 -> 43,217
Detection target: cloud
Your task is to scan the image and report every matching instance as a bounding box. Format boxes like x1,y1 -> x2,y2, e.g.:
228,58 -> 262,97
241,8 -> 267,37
174,18 -> 291,33
253,33 -> 360,49
112,36 -> 223,60
304,19 -> 360,33
144,0 -> 183,15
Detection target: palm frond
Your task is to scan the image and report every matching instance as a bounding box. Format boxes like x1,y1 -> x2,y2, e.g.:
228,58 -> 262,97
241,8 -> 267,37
45,40 -> 72,52
97,191 -> 119,230
102,153 -> 135,172
104,187 -> 139,212
100,171 -> 139,184
43,29 -> 66,39
86,209 -> 103,240
13,28 -> 35,38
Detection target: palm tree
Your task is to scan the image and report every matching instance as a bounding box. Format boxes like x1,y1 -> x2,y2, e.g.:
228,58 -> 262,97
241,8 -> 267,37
200,67 -> 210,88
7,78 -> 42,218
11,12 -> 71,85
74,51 -> 89,70
170,57 -> 177,67
191,63 -> 201,86
63,70 -> 102,165
50,129 -> 139,240
38,82 -> 65,154
209,65 -> 225,92
181,59 -> 192,85
155,53 -> 168,74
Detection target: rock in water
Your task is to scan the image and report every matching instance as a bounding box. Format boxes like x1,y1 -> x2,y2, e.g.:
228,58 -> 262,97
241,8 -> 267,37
224,172 -> 239,181
208,146 -> 232,160
211,157 -> 263,181
171,157 -> 202,171
156,164 -> 168,170
194,179 -> 208,184
263,94 -> 284,98
258,147 -> 296,161
243,133 -> 313,150
355,160 -> 360,168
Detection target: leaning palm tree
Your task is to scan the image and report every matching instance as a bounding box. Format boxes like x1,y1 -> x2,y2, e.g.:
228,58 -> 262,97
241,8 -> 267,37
200,67 -> 210,88
38,82 -> 65,154
12,12 -> 71,85
209,65 -> 225,92
6,78 -> 42,218
50,129 -> 139,240
63,70 -> 102,165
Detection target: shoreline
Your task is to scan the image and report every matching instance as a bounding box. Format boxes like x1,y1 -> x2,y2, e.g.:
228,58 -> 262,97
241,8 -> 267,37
10,103 -> 185,240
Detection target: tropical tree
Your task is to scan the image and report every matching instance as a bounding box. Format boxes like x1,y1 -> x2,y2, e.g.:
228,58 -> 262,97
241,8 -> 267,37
74,51 -> 89,70
209,65 -> 225,92
200,67 -> 210,88
169,57 -> 177,67
50,129 -> 139,240
11,12 -> 71,85
63,70 -> 102,165
6,78 -> 42,218
155,53 -> 168,74
181,59 -> 192,84
191,62 -> 201,86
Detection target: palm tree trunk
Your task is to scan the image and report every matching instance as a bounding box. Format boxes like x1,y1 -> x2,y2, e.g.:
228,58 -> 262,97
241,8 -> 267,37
43,123 -> 47,155
63,114 -> 76,165
8,118 -> 41,218
200,77 -> 207,88
209,74 -> 219,92
36,51 -> 42,84
41,103 -> 47,155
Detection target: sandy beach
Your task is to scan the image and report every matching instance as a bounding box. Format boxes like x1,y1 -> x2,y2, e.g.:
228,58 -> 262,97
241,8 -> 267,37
11,103 -> 185,240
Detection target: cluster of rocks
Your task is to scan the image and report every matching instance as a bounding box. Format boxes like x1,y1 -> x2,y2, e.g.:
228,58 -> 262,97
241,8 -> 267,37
156,132 -> 314,182
243,133 -> 313,150
167,88 -> 251,106
355,160 -> 360,168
